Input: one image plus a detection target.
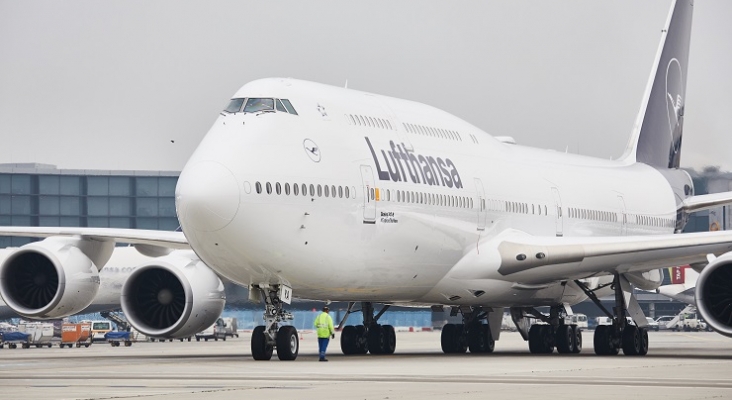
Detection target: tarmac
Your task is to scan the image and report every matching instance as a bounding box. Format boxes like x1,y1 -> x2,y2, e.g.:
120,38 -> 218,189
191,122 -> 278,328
1,330 -> 732,400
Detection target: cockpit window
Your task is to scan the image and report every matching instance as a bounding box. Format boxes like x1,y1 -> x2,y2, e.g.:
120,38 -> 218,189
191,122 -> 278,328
280,99 -> 298,115
244,98 -> 275,113
275,99 -> 287,113
224,98 -> 245,113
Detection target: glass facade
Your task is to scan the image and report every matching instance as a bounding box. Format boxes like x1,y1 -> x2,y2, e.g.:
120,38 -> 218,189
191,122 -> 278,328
0,165 -> 179,247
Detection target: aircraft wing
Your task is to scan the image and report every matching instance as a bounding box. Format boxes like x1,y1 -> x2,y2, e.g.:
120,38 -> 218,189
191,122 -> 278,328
450,230 -> 732,284
682,191 -> 732,214
0,227 -> 189,249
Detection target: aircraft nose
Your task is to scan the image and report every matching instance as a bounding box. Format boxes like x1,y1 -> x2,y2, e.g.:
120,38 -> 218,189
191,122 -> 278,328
176,161 -> 240,233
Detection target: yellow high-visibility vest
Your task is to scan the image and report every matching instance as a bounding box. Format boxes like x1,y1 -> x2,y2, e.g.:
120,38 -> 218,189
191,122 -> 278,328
314,312 -> 334,338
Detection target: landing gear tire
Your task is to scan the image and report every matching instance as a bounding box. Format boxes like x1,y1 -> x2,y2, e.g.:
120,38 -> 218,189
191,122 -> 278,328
529,325 -> 554,354
572,326 -> 582,354
556,325 -> 575,354
340,325 -> 360,355
367,325 -> 385,355
468,323 -> 494,354
622,325 -> 648,356
355,325 -> 368,354
276,326 -> 299,361
382,325 -> 396,355
594,325 -> 619,355
441,324 -> 467,354
251,325 -> 273,361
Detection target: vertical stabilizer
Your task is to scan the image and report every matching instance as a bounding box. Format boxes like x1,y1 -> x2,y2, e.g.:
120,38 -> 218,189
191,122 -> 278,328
622,0 -> 693,169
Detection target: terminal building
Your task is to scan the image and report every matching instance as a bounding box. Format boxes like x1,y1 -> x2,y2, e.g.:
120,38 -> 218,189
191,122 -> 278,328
1,163 -> 730,322
0,163 -> 179,248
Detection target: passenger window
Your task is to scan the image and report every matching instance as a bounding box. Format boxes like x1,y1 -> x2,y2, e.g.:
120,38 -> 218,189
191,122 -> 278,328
276,99 -> 288,113
266,182 -> 272,194
280,99 -> 298,115
293,183 -> 299,196
302,184 -> 307,196
284,183 -> 290,195
386,120 -> 392,130
275,182 -> 281,195
345,186 -> 350,198
324,185 -> 330,197
317,185 -> 323,197
255,182 -> 262,194
338,186 -> 343,198
349,115 -> 356,125
309,184 -> 315,197
225,98 -> 245,113
331,185 -> 336,197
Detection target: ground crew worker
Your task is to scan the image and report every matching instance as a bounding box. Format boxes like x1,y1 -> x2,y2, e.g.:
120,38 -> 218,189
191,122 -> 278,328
314,305 -> 335,361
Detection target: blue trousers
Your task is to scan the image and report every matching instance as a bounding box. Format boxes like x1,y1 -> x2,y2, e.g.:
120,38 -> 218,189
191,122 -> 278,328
318,337 -> 330,359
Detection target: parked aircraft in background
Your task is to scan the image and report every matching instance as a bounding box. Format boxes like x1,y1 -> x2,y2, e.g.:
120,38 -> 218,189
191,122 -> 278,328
1,0 -> 732,361
658,265 -> 698,305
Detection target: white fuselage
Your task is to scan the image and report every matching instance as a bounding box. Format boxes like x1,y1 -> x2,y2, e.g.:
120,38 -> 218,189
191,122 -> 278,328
176,78 -> 678,308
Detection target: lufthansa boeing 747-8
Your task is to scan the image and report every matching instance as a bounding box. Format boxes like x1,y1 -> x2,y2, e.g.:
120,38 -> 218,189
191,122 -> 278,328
1,0 -> 732,360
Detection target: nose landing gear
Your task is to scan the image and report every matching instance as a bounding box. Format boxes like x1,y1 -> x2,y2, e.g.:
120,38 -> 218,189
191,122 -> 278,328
250,284 -> 298,361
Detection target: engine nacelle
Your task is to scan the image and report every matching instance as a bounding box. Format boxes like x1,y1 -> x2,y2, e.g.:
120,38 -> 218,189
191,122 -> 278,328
696,251 -> 732,337
121,251 -> 225,338
0,238 -> 104,319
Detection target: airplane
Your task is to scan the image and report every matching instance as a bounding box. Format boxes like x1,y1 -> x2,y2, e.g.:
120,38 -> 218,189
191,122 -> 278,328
1,0 -> 732,360
657,265 -> 698,305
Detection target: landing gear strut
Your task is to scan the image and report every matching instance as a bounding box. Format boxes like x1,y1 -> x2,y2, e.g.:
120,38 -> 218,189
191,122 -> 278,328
440,307 -> 495,354
250,284 -> 299,361
512,305 -> 582,354
339,302 -> 396,355
575,274 -> 648,356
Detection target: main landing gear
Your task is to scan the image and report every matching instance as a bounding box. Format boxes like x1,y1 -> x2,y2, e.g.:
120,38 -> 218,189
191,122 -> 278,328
440,307 -> 495,354
250,284 -> 299,361
511,306 -> 582,354
575,274 -> 649,356
339,302 -> 396,355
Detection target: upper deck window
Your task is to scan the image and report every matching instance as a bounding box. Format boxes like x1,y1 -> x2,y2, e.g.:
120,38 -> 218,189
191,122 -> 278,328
224,98 -> 245,113
244,98 -> 275,113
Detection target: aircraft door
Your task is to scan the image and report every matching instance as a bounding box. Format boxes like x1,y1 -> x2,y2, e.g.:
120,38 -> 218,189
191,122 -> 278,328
360,165 -> 377,224
551,187 -> 563,237
474,178 -> 487,231
617,195 -> 627,235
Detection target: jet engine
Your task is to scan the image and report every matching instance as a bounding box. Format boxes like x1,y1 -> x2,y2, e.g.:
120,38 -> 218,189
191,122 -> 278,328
0,237 -> 111,319
696,251 -> 732,337
121,251 -> 225,338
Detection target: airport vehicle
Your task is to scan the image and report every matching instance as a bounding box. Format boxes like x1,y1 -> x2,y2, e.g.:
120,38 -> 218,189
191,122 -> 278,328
645,318 -> 660,332
18,322 -> 54,348
222,317 -> 239,338
655,315 -> 677,330
105,331 -> 133,347
195,319 -> 227,342
1,0 -> 732,361
566,314 -> 588,330
60,323 -> 93,348
85,320 -> 113,342
0,332 -> 30,349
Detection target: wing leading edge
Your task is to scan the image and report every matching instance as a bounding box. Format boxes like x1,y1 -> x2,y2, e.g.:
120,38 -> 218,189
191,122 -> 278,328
0,227 -> 189,249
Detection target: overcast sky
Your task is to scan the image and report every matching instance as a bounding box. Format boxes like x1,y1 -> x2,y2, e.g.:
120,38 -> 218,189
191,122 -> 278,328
0,0 -> 730,172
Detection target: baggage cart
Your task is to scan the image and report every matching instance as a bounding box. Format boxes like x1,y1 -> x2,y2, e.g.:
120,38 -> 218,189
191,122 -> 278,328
105,331 -> 133,347
60,323 -> 93,348
0,332 -> 30,349
18,322 -> 54,348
